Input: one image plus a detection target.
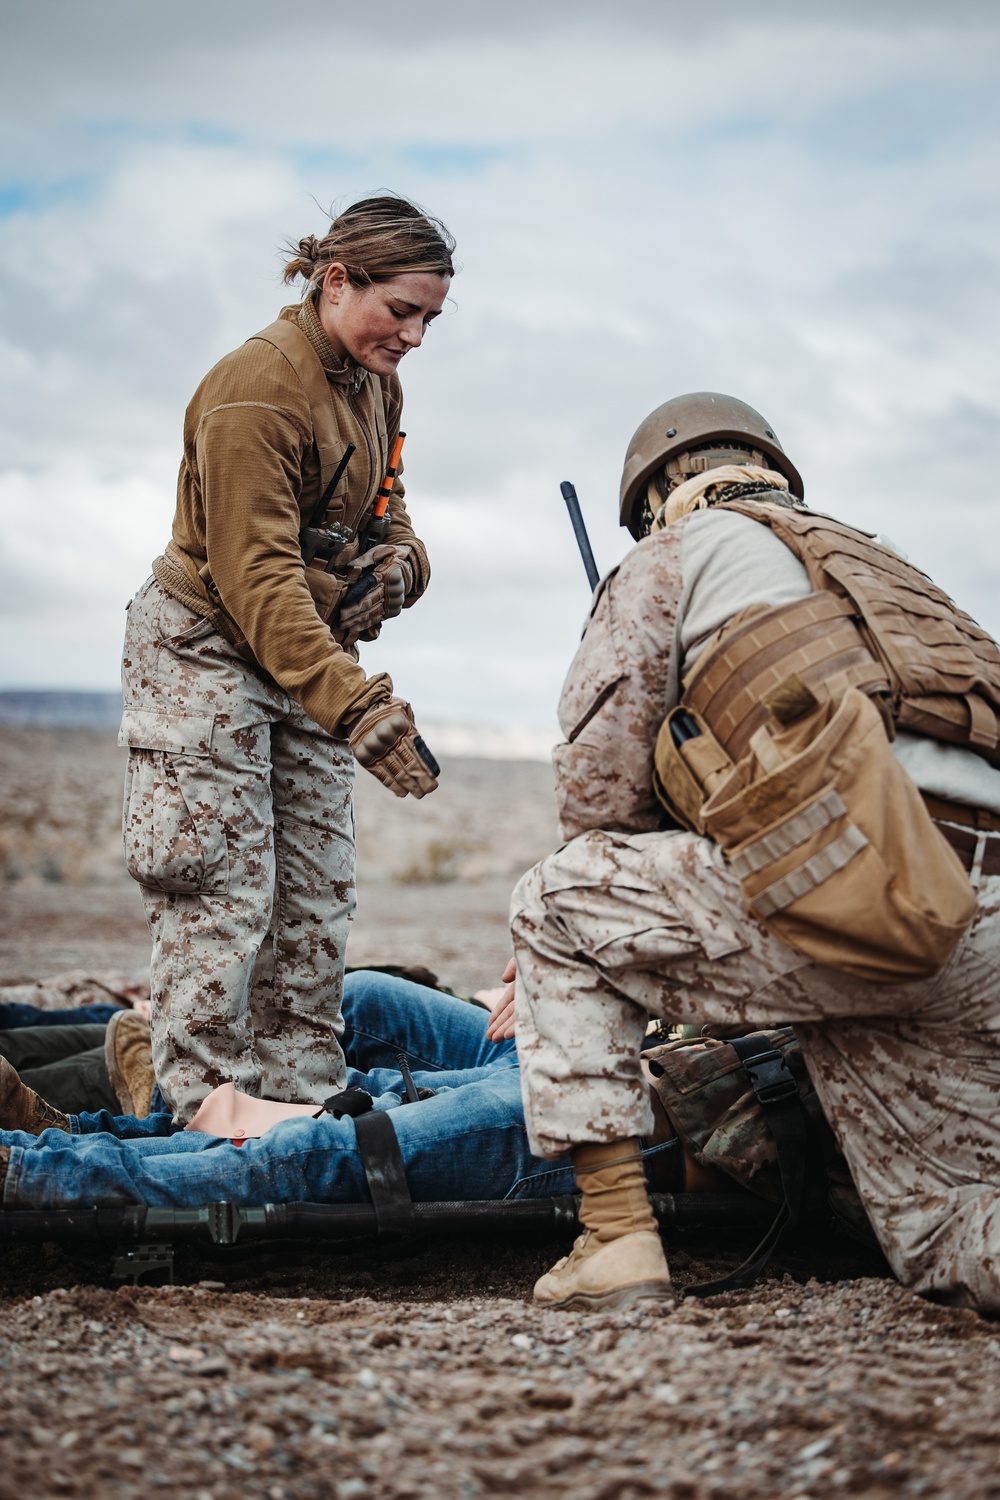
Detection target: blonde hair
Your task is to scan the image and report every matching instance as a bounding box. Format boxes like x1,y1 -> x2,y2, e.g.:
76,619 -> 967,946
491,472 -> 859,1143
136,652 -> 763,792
283,195 -> 456,292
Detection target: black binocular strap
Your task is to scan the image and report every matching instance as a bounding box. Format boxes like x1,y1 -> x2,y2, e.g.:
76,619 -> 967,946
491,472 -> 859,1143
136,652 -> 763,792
353,1109 -> 417,1235
684,1032 -> 807,1299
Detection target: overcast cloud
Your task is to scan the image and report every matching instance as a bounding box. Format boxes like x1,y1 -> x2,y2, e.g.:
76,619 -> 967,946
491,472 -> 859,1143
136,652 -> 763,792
1,0 -> 998,731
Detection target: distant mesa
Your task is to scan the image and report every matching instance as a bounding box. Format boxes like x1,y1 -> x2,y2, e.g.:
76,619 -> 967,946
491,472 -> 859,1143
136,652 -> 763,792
0,690 -> 123,730
0,692 -> 559,760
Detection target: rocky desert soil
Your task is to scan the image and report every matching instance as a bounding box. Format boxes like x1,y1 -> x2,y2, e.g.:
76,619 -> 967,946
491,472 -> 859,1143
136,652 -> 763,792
1,727 -> 999,1500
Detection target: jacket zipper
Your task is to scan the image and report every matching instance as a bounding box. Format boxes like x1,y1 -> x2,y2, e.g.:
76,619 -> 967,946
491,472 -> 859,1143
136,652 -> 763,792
347,369 -> 380,521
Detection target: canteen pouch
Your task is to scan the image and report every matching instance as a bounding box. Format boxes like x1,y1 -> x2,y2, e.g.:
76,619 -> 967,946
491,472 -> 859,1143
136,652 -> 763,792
303,565 -> 351,629
700,686 -> 977,982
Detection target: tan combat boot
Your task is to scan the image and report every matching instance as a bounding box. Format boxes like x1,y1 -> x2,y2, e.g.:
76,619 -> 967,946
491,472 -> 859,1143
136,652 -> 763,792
533,1138 -> 673,1311
0,1056 -> 70,1134
104,1010 -> 156,1117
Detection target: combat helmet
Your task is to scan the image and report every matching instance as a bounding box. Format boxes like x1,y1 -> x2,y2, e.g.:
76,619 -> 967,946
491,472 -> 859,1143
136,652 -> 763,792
619,392 -> 804,539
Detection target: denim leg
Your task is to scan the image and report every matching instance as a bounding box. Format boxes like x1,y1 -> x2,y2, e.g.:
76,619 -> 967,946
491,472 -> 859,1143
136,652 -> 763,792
5,1073 -> 681,1210
341,971 -> 516,1074
0,1004 -> 122,1030
2,1070 -> 541,1208
70,1110 -> 180,1138
66,976 -> 512,1135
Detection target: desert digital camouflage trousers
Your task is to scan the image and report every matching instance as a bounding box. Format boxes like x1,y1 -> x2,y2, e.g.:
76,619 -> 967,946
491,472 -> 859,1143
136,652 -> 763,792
511,828 -> 1000,1311
120,579 -> 352,1124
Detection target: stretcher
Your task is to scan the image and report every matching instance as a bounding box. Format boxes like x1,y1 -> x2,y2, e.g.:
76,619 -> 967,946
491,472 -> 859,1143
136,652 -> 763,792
0,1191 -> 777,1287
0,1042 -> 833,1292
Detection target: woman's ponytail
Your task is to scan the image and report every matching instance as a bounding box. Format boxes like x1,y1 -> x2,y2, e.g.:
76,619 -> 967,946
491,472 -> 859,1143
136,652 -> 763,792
282,195 -> 455,293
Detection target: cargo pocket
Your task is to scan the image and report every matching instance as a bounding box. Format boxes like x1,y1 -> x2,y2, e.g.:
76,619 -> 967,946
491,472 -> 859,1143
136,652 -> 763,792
119,708 -> 229,895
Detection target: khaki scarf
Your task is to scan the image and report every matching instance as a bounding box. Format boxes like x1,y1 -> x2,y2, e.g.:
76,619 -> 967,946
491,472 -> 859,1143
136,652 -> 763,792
649,464 -> 791,532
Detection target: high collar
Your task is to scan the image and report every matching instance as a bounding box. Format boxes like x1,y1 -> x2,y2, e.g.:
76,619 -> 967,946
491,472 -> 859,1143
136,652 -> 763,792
282,295 -> 369,390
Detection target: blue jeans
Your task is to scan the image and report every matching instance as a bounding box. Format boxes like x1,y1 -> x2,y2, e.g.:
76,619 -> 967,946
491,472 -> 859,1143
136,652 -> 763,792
1,972 -> 678,1209
0,1003 -> 123,1029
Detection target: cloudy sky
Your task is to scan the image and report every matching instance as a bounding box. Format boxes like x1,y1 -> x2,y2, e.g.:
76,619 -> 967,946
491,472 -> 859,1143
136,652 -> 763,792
1,0 -> 998,733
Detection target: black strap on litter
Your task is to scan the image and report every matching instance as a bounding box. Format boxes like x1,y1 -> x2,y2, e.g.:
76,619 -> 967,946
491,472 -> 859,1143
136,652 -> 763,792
353,1109 -> 417,1235
684,1031 -> 808,1299
312,1086 -> 374,1121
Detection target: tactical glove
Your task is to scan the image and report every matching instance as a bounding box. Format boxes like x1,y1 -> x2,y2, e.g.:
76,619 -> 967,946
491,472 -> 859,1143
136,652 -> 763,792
347,696 -> 439,799
337,547 -> 413,640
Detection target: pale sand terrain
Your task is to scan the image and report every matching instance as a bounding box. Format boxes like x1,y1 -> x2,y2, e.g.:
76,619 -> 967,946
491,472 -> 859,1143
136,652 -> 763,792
2,726 -> 999,1500
0,726 -> 558,991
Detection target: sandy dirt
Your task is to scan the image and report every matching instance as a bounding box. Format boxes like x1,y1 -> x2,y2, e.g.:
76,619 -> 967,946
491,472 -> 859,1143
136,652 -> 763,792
0,727 -> 554,994
2,728 -> 999,1499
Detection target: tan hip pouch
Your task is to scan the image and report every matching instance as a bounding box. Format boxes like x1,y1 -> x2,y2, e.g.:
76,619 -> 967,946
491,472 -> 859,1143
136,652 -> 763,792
660,686 -> 977,982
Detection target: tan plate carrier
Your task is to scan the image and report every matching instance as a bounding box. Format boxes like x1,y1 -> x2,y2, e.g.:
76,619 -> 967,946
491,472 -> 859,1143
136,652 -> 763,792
653,502 -> 996,981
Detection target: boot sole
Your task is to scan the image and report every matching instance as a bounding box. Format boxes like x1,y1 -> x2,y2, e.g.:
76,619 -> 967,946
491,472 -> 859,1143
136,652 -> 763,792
534,1278 -> 674,1313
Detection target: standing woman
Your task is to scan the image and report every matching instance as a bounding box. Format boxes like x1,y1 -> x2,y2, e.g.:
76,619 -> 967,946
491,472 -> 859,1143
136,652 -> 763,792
120,196 -> 454,1123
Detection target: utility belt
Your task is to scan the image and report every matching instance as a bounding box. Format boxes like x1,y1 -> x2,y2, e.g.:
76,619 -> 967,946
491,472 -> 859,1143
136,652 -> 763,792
654,595 -> 983,982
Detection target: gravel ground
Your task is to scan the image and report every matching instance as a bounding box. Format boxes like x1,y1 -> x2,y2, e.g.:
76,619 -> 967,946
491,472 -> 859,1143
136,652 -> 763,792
2,1265 -> 999,1500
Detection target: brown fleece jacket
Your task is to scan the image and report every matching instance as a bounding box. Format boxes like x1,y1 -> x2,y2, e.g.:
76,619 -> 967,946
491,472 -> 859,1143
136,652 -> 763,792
155,297 -> 430,737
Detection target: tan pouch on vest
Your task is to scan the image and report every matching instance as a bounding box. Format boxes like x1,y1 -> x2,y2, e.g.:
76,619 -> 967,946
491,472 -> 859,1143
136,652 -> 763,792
699,685 -> 977,982
653,708 -> 734,833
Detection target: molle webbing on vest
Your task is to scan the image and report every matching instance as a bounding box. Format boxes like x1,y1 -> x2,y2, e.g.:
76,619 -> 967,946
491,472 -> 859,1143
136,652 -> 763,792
700,502 -> 1000,765
683,592 -> 890,763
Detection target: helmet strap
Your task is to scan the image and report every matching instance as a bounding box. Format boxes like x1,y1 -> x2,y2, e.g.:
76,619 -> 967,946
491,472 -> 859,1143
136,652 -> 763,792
664,444 -> 767,486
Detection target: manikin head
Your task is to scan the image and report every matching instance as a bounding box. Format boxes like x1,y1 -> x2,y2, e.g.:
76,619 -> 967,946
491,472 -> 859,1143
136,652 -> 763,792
619,392 -> 804,540
282,195 -> 456,378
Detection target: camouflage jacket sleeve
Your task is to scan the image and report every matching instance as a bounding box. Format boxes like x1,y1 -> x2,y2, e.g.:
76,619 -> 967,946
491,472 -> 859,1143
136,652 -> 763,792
553,526 -> 686,839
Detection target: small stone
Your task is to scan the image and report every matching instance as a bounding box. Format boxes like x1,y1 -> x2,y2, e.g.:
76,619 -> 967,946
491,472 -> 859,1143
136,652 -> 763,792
167,1345 -> 205,1364
511,1334 -> 532,1352
336,1482 -> 370,1500
246,1423 -> 277,1455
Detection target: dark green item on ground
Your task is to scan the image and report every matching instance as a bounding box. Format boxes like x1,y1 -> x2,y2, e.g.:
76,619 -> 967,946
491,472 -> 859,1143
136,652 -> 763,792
0,1024 -> 119,1116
